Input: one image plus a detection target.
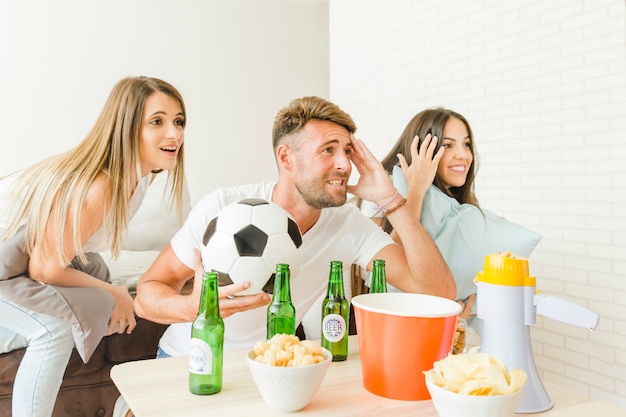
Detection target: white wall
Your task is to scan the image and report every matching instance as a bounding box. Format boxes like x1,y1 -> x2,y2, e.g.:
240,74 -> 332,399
0,0 -> 329,204
330,0 -> 626,408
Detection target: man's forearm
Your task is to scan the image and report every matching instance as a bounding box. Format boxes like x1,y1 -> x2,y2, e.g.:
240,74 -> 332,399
134,281 -> 196,324
386,202 -> 456,299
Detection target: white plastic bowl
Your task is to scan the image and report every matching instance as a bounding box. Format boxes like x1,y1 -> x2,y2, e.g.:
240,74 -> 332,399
426,377 -> 523,417
246,348 -> 332,412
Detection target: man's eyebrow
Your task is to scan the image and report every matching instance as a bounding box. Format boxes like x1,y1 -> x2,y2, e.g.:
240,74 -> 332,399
319,138 -> 353,147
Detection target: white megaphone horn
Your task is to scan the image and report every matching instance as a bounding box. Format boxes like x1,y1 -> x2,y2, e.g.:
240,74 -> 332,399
476,252 -> 599,413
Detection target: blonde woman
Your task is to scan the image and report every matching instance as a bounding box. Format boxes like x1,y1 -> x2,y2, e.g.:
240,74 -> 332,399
0,76 -> 186,417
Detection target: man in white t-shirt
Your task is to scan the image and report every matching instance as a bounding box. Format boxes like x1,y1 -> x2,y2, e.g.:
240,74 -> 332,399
134,96 -> 455,356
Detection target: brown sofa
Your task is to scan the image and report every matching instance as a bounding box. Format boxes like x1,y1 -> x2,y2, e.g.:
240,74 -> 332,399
0,317 -> 167,417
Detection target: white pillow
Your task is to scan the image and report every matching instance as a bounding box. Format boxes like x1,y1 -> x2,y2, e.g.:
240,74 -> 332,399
122,172 -> 191,251
100,250 -> 161,290
392,166 -> 542,301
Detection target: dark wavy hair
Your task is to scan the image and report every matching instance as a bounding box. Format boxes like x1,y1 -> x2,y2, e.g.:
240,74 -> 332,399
381,107 -> 479,206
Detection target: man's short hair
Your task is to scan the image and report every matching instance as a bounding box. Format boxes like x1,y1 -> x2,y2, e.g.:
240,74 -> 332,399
272,96 -> 357,151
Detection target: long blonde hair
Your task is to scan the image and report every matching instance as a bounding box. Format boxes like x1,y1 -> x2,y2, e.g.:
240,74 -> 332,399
4,76 -> 186,266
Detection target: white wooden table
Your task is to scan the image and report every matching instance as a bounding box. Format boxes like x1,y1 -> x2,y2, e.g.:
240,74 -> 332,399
111,335 -> 625,416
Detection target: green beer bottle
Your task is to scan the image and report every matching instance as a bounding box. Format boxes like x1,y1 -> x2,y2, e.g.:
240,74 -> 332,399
266,263 -> 296,339
189,272 -> 224,395
369,259 -> 388,293
321,260 -> 349,361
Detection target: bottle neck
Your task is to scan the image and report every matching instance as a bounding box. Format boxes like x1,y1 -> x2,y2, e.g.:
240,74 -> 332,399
371,259 -> 387,293
271,265 -> 292,303
327,262 -> 345,299
199,273 -> 221,317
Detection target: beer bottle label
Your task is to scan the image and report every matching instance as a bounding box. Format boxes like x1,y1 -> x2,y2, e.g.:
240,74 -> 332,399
322,313 -> 346,342
189,338 -> 213,375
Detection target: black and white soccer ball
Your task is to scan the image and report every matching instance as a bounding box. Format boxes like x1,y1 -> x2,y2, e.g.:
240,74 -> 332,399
201,198 -> 303,295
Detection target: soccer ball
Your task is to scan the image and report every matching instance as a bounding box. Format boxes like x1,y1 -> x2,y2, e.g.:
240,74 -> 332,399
201,198 -> 303,295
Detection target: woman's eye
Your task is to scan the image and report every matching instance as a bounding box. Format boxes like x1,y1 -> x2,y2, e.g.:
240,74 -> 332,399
150,119 -> 162,126
175,119 -> 185,127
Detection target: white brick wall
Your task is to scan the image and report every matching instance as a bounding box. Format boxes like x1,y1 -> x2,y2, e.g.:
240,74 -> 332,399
330,0 -> 626,408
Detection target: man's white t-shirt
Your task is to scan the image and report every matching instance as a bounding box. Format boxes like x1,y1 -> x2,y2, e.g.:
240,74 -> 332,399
159,181 -> 393,355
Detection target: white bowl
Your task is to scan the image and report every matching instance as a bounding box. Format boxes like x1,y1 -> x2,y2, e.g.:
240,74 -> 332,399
246,348 -> 332,412
426,377 -> 523,417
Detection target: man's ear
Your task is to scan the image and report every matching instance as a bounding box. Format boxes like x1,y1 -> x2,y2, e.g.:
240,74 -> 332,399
276,143 -> 293,172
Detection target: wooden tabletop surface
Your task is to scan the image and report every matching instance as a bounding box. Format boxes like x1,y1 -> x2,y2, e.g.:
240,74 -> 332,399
111,335 -> 625,416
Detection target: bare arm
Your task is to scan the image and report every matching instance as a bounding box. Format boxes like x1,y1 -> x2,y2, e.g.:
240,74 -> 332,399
347,136 -> 455,299
134,246 -> 270,324
28,173 -> 135,334
372,207 -> 455,298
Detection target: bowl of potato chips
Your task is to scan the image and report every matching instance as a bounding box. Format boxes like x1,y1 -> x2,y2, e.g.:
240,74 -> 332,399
246,334 -> 332,412
424,348 -> 527,417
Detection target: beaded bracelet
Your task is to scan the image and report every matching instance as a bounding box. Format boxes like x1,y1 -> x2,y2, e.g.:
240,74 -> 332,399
374,190 -> 399,213
383,198 -> 407,216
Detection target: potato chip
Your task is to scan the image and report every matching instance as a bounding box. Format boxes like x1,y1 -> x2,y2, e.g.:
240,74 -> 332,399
253,334 -> 326,367
424,347 -> 527,396
508,368 -> 527,394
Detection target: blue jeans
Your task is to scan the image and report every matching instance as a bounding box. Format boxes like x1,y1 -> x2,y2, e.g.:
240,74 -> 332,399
156,347 -> 172,359
0,294 -> 74,417
0,252 -> 110,417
